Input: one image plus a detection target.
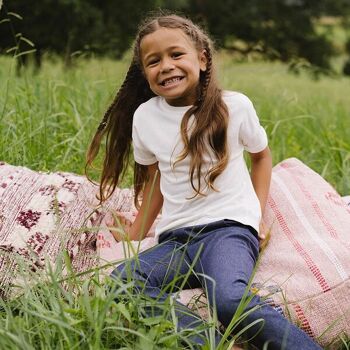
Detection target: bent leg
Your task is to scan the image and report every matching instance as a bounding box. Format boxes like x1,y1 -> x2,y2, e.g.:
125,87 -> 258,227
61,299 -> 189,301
192,223 -> 322,350
110,239 -> 210,345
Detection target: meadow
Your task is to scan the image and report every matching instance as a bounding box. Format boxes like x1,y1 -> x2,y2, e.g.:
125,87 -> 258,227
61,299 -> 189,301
1,54 -> 349,194
0,53 -> 350,349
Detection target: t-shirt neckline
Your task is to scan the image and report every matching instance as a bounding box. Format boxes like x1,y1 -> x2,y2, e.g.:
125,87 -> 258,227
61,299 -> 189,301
159,97 -> 193,113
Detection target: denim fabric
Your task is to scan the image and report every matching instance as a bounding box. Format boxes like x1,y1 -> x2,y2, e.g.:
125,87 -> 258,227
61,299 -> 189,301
111,220 -> 322,349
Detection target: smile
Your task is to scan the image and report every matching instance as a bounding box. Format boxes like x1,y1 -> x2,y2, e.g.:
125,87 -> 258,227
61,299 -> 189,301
160,76 -> 184,86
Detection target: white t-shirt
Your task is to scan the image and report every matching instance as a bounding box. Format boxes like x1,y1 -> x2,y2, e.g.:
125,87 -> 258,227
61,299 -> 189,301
132,91 -> 268,241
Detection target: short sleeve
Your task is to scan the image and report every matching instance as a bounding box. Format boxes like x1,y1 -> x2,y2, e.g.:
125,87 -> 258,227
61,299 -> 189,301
132,114 -> 157,165
239,97 -> 268,153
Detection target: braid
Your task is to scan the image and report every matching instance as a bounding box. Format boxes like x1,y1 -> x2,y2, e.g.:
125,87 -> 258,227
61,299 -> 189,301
199,46 -> 212,103
174,30 -> 229,197
97,63 -> 138,133
86,63 -> 138,170
97,105 -> 112,132
173,42 -> 213,171
86,60 -> 153,203
202,47 -> 229,191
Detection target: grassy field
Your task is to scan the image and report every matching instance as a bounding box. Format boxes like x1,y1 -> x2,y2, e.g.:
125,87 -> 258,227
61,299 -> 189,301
0,54 -> 350,349
1,54 -> 349,193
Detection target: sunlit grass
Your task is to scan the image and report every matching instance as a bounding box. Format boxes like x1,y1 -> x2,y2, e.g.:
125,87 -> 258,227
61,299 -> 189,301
0,241 -> 258,350
1,54 -> 349,192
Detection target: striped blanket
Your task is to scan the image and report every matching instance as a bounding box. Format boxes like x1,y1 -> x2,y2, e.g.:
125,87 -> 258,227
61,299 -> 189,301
97,158 -> 350,349
0,158 -> 349,348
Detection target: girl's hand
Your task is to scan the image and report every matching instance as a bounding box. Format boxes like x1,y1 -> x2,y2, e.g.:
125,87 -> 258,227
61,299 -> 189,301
105,212 -> 134,242
259,220 -> 271,250
258,221 -> 266,240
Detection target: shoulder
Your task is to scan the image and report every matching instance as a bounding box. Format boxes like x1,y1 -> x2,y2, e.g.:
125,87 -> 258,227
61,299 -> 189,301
133,96 -> 161,125
134,96 -> 160,115
222,91 -> 255,112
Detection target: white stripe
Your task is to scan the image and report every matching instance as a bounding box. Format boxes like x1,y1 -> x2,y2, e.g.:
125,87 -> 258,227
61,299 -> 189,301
273,172 -> 348,281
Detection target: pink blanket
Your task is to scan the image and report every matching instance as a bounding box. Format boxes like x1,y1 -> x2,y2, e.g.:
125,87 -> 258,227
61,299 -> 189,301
97,159 -> 350,348
1,159 -> 350,348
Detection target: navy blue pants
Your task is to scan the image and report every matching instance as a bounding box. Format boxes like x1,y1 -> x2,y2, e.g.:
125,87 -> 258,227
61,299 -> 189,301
111,220 -> 321,349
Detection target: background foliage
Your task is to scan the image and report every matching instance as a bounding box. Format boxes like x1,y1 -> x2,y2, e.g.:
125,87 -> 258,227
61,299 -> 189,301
0,54 -> 349,194
1,0 -> 350,74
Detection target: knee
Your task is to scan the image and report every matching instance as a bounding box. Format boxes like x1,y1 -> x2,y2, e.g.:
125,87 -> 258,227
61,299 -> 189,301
214,284 -> 250,327
215,294 -> 241,324
109,262 -> 145,298
111,260 -> 151,289
110,262 -> 128,281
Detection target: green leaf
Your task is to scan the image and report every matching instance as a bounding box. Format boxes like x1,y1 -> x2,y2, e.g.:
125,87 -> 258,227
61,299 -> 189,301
7,12 -> 22,20
115,303 -> 132,323
6,47 -> 17,53
141,316 -> 164,326
20,36 -> 35,47
14,49 -> 37,58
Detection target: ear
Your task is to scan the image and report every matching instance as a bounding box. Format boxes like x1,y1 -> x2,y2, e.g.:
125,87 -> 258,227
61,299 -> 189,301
199,49 -> 208,72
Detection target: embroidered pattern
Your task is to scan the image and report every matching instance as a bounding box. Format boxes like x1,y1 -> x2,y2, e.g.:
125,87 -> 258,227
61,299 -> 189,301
17,210 -> 41,229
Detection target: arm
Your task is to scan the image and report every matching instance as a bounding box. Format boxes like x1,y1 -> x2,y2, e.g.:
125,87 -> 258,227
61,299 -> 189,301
249,146 -> 272,237
128,162 -> 163,240
109,162 -> 163,241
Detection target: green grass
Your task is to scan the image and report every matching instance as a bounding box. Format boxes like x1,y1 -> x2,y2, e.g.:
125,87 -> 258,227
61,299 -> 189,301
1,54 -> 349,193
0,243 -> 258,350
218,54 -> 350,195
0,53 -> 350,349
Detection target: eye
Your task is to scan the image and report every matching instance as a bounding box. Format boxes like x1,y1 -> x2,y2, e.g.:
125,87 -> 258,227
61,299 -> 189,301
146,58 -> 159,66
172,52 -> 184,59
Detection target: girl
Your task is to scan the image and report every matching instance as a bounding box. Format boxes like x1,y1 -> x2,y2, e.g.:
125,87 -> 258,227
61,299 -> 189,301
87,14 -> 321,350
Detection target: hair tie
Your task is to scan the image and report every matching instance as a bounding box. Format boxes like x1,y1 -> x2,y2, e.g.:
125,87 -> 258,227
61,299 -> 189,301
97,120 -> 107,132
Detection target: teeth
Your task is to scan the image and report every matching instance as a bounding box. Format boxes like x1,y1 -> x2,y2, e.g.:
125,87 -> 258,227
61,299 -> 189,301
163,77 -> 181,86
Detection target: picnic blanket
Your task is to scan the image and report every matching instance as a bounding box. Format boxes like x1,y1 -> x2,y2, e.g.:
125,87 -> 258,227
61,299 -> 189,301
0,158 -> 350,348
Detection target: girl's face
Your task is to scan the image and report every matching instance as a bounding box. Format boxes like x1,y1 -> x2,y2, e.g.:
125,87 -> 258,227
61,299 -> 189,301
140,28 -> 207,107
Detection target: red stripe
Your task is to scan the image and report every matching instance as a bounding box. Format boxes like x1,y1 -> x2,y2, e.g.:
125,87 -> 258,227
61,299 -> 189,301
293,304 -> 315,339
268,196 -> 331,292
281,164 -> 339,239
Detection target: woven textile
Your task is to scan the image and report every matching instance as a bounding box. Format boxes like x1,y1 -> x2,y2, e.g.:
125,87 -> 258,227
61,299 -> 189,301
0,161 -> 133,298
1,159 -> 350,348
253,158 -> 350,348
97,158 -> 350,349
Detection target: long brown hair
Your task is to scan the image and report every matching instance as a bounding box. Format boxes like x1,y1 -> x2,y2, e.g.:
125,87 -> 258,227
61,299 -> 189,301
86,14 -> 229,207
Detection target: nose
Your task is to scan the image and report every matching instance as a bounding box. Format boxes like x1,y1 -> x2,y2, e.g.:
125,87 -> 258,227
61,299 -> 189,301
160,57 -> 175,73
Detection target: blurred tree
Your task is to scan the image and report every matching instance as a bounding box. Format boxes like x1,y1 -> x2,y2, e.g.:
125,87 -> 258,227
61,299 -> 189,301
186,0 -> 350,73
343,38 -> 350,75
0,0 -> 349,74
90,0 -> 157,58
0,0 -> 156,69
0,0 -> 103,69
